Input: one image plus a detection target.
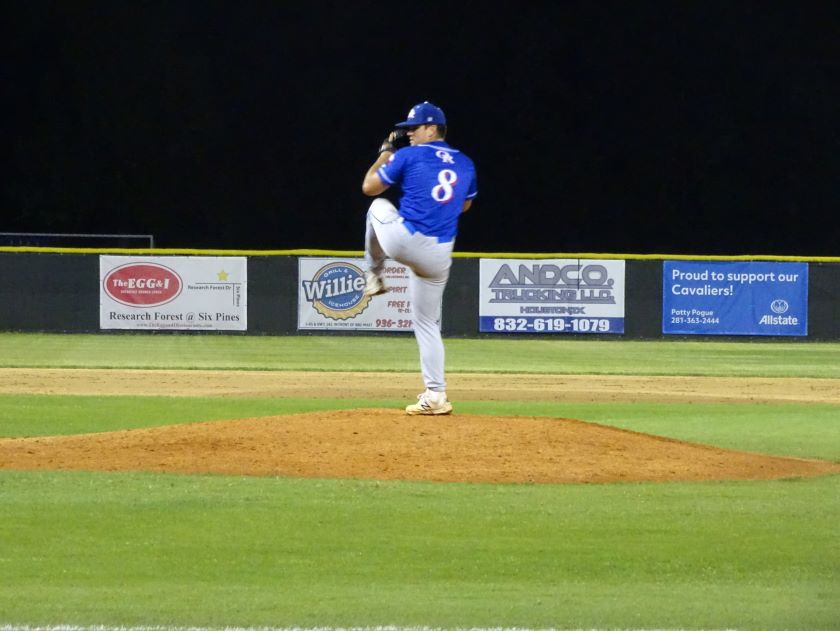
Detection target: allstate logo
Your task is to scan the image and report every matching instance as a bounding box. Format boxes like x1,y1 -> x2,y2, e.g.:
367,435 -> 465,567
302,262 -> 371,320
770,299 -> 789,314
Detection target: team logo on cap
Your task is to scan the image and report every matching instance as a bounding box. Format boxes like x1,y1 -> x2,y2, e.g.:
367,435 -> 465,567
407,107 -> 417,120
302,262 -> 371,320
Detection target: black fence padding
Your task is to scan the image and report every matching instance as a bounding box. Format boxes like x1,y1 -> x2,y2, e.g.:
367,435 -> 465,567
1,253 -> 838,339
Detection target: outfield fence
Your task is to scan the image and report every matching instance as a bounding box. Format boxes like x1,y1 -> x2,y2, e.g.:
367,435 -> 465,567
1,248 -> 838,340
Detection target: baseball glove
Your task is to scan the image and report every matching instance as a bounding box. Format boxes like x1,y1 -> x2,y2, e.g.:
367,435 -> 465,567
378,129 -> 410,154
392,128 -> 410,150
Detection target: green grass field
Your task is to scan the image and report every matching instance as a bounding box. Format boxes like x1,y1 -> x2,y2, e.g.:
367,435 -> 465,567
1,333 -> 839,630
2,332 -> 840,377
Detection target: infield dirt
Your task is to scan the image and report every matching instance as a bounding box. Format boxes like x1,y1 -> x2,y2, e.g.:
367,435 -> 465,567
1,368 -> 839,484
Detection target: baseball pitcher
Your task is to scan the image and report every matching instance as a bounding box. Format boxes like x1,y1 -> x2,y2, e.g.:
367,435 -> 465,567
361,101 -> 478,415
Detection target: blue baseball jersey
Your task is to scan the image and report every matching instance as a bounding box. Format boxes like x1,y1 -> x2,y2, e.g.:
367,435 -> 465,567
377,141 -> 477,242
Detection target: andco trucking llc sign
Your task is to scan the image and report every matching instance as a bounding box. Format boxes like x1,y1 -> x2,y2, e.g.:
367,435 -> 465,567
297,257 -> 414,331
100,256 -> 247,330
479,259 -> 626,334
662,260 -> 808,336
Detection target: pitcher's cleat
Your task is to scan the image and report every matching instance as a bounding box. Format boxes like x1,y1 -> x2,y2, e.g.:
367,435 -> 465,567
364,272 -> 388,296
406,389 -> 453,415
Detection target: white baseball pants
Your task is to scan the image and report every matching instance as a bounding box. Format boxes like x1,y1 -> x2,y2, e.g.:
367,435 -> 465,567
365,198 -> 453,392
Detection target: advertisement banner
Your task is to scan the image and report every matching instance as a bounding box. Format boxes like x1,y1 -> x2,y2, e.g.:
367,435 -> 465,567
298,257 -> 414,331
479,259 -> 626,334
100,256 -> 247,330
662,260 -> 808,336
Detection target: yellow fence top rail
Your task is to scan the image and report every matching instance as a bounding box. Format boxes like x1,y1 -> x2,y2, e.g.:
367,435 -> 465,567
0,246 -> 838,263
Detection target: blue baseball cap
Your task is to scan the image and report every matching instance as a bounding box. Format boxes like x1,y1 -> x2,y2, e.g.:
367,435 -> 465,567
394,101 -> 446,127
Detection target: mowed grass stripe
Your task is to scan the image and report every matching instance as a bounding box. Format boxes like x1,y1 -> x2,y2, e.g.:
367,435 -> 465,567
2,332 -> 840,377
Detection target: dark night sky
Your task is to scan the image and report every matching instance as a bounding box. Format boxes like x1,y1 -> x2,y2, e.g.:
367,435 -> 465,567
6,2 -> 840,255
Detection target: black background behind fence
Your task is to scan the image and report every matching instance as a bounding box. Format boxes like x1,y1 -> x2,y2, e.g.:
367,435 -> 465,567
2,253 -> 837,340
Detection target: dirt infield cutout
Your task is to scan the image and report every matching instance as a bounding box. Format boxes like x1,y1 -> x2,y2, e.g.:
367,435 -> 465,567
2,408 -> 838,484
3,368 -> 840,404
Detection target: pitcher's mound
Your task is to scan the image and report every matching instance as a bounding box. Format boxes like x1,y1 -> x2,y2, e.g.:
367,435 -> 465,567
2,408 -> 838,484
